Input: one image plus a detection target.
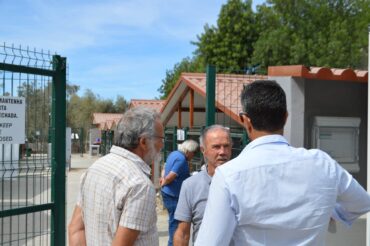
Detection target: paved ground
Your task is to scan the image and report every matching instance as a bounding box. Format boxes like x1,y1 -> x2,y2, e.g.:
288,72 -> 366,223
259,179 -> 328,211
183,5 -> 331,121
67,153 -> 169,245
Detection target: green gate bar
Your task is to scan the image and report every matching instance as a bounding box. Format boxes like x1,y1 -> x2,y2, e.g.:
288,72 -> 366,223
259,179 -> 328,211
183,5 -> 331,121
206,65 -> 216,126
51,55 -> 66,246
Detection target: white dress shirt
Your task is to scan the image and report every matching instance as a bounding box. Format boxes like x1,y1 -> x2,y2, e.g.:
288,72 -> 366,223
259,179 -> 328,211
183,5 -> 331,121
195,135 -> 370,246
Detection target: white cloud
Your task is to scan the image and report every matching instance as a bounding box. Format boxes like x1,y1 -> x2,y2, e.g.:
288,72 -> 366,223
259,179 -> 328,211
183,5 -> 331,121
4,0 -> 265,100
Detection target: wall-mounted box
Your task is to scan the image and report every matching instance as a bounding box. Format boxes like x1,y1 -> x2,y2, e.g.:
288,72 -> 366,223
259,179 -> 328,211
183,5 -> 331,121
312,116 -> 360,173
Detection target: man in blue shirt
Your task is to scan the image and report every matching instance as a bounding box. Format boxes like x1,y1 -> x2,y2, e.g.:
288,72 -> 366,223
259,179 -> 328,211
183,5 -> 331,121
160,139 -> 198,246
195,80 -> 370,245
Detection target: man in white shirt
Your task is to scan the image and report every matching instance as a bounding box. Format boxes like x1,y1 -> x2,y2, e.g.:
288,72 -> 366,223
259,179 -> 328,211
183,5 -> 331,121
195,80 -> 370,245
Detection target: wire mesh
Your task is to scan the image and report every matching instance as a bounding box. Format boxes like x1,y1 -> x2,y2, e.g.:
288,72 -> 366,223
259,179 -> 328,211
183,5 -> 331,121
0,43 -> 54,245
214,67 -> 268,155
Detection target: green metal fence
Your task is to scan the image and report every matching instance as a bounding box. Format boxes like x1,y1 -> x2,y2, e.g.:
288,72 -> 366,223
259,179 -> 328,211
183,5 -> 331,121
0,43 -> 66,246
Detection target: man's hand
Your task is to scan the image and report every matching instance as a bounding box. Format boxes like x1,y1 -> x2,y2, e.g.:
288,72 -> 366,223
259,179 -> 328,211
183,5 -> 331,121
161,171 -> 177,187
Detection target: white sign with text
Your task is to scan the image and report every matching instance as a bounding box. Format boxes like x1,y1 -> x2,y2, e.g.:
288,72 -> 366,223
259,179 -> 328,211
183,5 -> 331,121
0,96 -> 26,144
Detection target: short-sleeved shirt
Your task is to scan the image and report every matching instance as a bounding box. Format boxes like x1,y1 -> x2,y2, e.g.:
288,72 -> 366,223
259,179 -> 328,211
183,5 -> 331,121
175,169 -> 211,243
77,145 -> 159,246
161,150 -> 190,197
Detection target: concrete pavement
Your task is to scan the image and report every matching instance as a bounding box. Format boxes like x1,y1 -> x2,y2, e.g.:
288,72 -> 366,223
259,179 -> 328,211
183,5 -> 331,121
67,153 -> 169,245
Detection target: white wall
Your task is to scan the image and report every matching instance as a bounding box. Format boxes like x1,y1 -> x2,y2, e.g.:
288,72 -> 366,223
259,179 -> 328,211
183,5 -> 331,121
270,76 -> 305,147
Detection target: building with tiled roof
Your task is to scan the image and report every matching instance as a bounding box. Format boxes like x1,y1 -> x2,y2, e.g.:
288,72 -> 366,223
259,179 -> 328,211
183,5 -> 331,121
92,113 -> 122,130
161,73 -> 267,128
161,66 -> 368,185
161,65 -> 368,244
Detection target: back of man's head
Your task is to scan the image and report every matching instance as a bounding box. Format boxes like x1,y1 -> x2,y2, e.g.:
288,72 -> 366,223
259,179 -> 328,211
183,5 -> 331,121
114,107 -> 160,150
241,80 -> 287,132
178,139 -> 199,154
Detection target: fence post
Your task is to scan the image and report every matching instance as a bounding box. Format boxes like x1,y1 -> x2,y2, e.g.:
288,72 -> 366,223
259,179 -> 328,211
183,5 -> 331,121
206,65 -> 216,126
184,127 -> 189,140
51,55 -> 66,246
80,128 -> 84,157
172,126 -> 177,150
101,130 -> 107,155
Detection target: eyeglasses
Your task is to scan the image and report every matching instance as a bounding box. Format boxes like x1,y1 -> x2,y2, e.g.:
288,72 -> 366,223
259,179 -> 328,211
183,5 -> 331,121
151,135 -> 165,143
239,112 -> 248,122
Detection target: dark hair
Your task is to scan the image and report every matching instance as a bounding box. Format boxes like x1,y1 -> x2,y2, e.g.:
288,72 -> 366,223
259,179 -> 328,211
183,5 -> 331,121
114,107 -> 160,149
240,80 -> 287,132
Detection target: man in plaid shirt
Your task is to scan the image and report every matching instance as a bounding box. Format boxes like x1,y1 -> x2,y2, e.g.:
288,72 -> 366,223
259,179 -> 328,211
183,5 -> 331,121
68,107 -> 164,246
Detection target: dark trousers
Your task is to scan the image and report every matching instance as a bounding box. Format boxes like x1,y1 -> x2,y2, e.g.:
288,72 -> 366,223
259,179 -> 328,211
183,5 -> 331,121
161,191 -> 179,246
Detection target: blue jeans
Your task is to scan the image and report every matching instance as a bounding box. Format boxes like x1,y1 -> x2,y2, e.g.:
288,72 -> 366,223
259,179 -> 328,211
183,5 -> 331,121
161,191 -> 179,246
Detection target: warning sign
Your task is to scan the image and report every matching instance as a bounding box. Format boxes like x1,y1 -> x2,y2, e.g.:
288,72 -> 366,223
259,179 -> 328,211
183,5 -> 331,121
0,96 -> 25,144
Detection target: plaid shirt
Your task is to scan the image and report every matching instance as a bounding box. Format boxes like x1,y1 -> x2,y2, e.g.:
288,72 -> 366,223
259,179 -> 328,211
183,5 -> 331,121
78,145 -> 159,246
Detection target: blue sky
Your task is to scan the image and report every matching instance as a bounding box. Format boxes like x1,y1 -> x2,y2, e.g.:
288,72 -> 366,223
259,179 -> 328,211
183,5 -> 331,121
1,0 -> 264,101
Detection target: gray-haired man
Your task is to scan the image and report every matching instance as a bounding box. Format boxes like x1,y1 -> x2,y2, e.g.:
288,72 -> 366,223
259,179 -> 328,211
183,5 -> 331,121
68,107 -> 163,246
174,125 -> 232,245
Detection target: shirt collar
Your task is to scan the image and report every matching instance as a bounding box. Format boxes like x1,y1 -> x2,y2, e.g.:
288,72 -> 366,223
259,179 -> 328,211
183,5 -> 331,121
243,134 -> 289,153
110,145 -> 152,177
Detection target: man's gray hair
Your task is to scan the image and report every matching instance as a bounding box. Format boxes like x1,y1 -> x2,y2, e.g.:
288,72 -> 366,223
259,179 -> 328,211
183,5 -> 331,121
199,125 -> 231,147
178,139 -> 199,154
114,107 -> 160,149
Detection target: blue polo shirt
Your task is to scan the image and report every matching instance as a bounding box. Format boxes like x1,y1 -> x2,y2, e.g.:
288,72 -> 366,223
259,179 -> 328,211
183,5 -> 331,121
162,150 -> 190,198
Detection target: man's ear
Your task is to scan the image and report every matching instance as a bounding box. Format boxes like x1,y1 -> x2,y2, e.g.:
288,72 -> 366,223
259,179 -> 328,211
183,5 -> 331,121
284,111 -> 289,124
138,137 -> 148,151
242,115 -> 253,136
200,146 -> 205,154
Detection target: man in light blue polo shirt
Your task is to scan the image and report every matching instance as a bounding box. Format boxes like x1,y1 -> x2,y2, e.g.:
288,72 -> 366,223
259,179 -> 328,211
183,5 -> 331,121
174,125 -> 232,245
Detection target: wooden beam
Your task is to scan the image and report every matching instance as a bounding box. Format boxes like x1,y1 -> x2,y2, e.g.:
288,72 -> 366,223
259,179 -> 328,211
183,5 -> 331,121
190,89 -> 194,128
163,87 -> 190,125
177,101 -> 182,128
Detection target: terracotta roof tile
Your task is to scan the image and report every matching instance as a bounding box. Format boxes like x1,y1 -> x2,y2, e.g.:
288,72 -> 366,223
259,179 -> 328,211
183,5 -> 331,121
268,65 -> 368,83
92,113 -> 122,130
129,99 -> 165,112
179,73 -> 268,124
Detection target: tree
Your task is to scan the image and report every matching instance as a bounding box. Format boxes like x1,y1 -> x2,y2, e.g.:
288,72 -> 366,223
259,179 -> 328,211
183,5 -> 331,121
251,0 -> 370,71
194,0 -> 258,71
158,56 -> 204,99
158,0 -> 369,97
114,95 -> 128,113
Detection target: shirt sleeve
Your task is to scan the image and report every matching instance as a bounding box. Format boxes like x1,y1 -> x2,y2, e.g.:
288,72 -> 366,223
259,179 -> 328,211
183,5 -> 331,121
119,182 -> 157,232
76,171 -> 87,207
174,180 -> 192,222
333,163 -> 370,226
171,157 -> 187,175
195,169 -> 237,245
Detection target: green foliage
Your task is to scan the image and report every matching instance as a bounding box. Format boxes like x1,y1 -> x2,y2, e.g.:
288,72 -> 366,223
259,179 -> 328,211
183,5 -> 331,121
67,89 -> 128,131
18,81 -> 52,143
251,0 -> 370,70
194,0 -> 257,71
159,0 -> 369,98
158,56 -> 205,99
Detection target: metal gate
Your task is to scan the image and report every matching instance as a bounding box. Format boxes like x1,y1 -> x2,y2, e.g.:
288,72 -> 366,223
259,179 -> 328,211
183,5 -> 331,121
0,44 -> 66,245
